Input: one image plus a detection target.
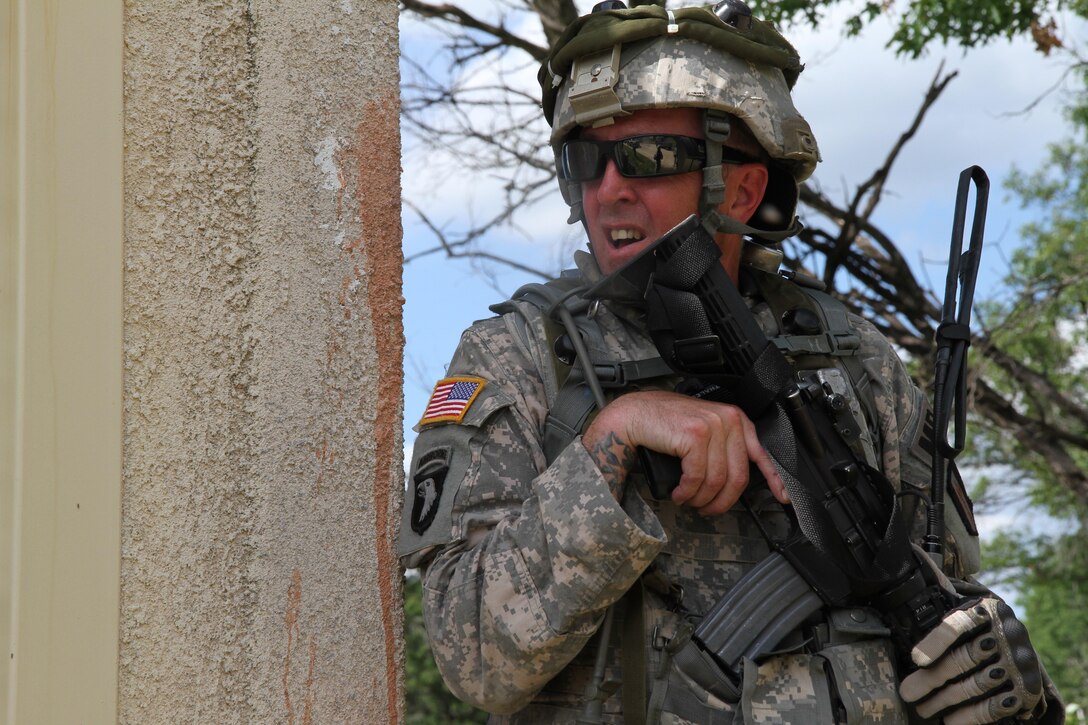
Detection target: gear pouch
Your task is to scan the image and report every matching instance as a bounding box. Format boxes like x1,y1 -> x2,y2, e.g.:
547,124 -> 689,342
740,655 -> 834,725
820,639 -> 908,725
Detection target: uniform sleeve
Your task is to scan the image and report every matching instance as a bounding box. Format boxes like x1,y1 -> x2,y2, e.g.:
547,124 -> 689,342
400,316 -> 666,715
850,315 -> 981,578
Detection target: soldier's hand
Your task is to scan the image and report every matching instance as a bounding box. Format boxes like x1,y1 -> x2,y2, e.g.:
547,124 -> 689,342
582,391 -> 787,515
899,596 -> 1045,725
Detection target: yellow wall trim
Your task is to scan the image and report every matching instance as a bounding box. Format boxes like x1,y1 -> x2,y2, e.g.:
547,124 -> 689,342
1,1 -> 124,723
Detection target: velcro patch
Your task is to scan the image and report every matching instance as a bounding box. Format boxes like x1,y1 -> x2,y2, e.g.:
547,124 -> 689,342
419,376 -> 487,426
411,448 -> 451,535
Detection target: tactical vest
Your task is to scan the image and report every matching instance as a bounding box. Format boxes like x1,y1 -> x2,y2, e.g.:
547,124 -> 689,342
491,266 -> 882,471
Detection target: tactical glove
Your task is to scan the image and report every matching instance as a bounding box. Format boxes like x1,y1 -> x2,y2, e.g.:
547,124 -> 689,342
899,596 -> 1044,725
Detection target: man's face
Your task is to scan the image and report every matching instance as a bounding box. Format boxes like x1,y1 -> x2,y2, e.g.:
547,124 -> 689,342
580,107 -> 706,275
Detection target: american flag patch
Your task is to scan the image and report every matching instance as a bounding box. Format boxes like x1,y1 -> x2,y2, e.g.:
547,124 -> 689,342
419,376 -> 486,425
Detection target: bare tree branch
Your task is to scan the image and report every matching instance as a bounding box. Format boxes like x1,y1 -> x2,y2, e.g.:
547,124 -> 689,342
403,199 -> 552,278
973,377 -> 1088,502
976,333 -> 1088,431
401,0 -> 549,60
858,65 -> 958,221
525,0 -> 579,47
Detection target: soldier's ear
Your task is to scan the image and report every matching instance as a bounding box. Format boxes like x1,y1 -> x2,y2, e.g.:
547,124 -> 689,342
720,163 -> 769,225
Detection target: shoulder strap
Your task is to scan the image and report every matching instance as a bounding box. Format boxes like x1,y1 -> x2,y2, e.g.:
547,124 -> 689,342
745,270 -> 861,358
490,271 -> 589,402
491,272 -> 605,463
746,270 -> 881,461
492,273 -> 676,464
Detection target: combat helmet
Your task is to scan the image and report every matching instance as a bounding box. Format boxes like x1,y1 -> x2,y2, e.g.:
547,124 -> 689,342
539,0 -> 820,243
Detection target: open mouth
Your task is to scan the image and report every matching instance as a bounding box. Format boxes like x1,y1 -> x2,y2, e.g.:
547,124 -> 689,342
609,229 -> 646,248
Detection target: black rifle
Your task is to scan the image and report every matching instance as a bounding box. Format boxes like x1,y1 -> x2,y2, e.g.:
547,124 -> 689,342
631,167 -> 989,702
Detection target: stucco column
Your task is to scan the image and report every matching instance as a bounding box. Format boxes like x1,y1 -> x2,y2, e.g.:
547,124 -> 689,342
122,1 -> 403,722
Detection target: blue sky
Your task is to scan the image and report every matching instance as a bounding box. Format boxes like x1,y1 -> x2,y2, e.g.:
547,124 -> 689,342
398,2 -> 1085,559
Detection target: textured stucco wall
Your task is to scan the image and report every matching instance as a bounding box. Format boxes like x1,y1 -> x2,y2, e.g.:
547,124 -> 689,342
121,1 -> 403,722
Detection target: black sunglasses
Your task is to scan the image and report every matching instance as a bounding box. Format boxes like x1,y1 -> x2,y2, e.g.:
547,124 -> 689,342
560,134 -> 760,182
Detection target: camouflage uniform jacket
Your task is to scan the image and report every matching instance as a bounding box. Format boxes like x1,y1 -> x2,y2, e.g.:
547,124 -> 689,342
398,251 -> 981,724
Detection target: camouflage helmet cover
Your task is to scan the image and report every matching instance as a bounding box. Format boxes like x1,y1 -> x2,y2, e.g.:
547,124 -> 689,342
539,5 -> 820,234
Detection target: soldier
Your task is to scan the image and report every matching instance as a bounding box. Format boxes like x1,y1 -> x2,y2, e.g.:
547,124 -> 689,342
399,2 -> 1063,723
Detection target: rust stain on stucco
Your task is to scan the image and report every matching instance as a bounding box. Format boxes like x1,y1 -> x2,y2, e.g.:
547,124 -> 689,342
314,440 -> 336,493
284,569 -> 302,724
355,91 -> 404,724
303,638 -> 317,725
283,569 -> 318,724
339,272 -> 357,320
336,164 -> 347,222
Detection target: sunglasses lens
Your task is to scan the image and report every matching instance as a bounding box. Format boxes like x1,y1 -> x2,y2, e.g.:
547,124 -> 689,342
615,136 -> 685,176
561,136 -> 705,182
561,141 -> 607,182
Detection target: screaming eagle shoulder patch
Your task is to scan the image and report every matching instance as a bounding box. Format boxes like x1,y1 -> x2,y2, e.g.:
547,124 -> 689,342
419,376 -> 487,426
411,447 -> 451,535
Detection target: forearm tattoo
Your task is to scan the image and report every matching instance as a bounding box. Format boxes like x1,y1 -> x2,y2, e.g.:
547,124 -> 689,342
586,431 -> 638,501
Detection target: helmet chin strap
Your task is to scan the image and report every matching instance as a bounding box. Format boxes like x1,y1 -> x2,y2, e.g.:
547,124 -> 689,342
703,209 -> 799,244
700,109 -> 801,246
700,108 -> 731,219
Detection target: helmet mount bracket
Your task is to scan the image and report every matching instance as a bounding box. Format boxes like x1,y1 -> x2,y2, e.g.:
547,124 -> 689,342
568,46 -> 624,127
